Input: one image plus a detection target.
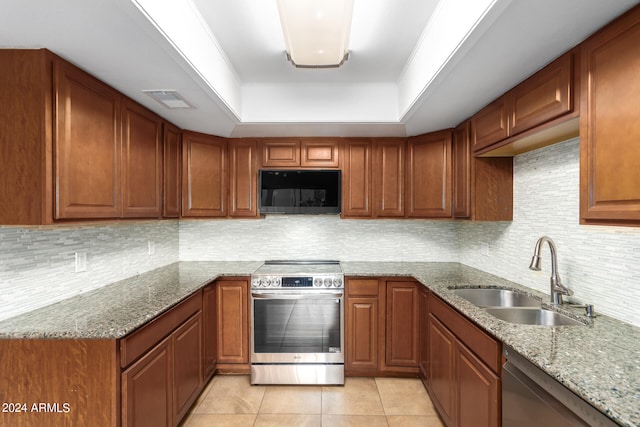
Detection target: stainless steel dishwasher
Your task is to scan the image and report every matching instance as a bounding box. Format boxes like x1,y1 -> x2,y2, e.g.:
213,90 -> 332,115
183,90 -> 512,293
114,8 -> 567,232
502,346 -> 617,427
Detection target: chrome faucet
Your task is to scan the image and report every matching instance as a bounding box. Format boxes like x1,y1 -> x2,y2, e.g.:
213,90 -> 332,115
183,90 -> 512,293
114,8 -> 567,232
529,236 -> 573,304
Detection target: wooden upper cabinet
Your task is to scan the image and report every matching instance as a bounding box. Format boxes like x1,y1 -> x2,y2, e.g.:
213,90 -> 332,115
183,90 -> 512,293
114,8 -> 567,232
406,130 -> 452,218
122,99 -> 162,218
510,52 -> 574,135
580,5 -> 640,224
341,138 -> 372,217
229,139 -> 259,218
262,138 -> 340,168
471,97 -> 509,153
262,139 -> 300,167
54,59 -> 122,219
452,122 -> 471,218
163,123 -> 182,218
473,50 -> 577,155
182,131 -> 227,217
374,138 -> 405,218
453,121 -> 514,221
301,139 -> 340,167
0,49 -> 54,225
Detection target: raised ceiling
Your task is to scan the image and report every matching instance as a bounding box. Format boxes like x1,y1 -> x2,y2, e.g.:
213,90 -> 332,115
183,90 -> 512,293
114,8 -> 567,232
1,0 -> 638,138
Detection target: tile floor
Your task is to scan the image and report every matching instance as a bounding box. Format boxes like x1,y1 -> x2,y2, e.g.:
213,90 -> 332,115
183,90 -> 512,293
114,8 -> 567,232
180,375 -> 445,427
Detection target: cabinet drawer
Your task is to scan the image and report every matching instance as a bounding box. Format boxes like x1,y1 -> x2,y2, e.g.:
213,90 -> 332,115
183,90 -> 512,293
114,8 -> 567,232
346,278 -> 380,296
120,290 -> 203,368
429,294 -> 501,373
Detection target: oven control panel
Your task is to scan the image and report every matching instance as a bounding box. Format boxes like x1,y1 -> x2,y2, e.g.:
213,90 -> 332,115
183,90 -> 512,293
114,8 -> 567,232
251,275 -> 343,289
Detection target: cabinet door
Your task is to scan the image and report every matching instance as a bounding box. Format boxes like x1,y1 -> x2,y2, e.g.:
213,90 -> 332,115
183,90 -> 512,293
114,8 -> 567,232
54,60 -> 121,219
163,123 -> 181,218
428,314 -> 455,427
406,131 -> 452,218
342,139 -> 372,217
229,139 -> 259,218
301,139 -> 340,167
418,288 -> 429,382
374,138 -> 405,217
452,122 -> 471,218
456,342 -> 500,427
173,313 -> 203,424
262,139 -> 300,167
385,281 -> 419,368
580,7 -> 640,223
202,284 -> 217,380
346,297 -> 379,372
510,52 -> 574,135
471,97 -> 509,153
182,132 -> 227,217
216,280 -> 249,364
473,157 -> 513,221
122,100 -> 162,218
122,336 -> 172,427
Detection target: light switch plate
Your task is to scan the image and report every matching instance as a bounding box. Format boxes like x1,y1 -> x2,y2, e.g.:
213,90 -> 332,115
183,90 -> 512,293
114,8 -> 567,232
75,252 -> 87,272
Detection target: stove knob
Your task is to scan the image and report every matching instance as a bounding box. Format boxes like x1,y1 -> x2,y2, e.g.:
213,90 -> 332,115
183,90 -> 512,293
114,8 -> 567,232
324,278 -> 332,288
252,278 -> 260,287
314,277 -> 323,287
334,278 -> 343,288
260,278 -> 269,287
273,277 -> 281,287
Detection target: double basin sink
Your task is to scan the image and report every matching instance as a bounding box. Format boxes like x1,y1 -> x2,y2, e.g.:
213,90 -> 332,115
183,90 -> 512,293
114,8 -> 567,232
453,288 -> 583,326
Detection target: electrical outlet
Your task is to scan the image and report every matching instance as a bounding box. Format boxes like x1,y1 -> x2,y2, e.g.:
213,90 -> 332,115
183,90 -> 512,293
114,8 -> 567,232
75,252 -> 87,272
148,240 -> 155,256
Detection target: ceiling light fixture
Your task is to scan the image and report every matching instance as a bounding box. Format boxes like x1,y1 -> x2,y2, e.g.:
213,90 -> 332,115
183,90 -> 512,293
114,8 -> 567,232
277,0 -> 354,68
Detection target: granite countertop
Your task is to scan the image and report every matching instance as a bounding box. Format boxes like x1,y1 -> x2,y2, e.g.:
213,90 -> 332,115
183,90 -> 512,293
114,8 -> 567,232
341,262 -> 640,427
0,261 -> 638,425
0,261 -> 262,339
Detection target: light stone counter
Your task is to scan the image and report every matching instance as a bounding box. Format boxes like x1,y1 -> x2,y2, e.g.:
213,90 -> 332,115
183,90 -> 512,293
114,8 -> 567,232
0,261 -> 637,425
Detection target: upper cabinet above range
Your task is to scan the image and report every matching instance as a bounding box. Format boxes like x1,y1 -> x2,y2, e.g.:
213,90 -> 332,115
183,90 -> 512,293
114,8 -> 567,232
262,138 -> 340,168
472,49 -> 580,157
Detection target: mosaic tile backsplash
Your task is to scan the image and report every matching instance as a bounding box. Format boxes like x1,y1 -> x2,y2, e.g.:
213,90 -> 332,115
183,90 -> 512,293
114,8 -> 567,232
2,137 -> 640,327
0,220 -> 178,321
458,137 -> 640,326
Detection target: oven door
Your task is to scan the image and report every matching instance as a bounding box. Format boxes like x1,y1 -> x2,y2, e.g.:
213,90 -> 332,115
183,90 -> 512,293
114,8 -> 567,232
250,289 -> 344,364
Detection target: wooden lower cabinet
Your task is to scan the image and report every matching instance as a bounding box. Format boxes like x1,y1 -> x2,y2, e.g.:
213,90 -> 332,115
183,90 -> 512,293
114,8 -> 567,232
428,314 -> 456,425
122,336 -> 173,427
173,313 -> 203,423
345,278 -> 419,376
427,295 -> 501,427
385,281 -> 419,370
418,288 -> 430,382
202,283 -> 217,380
216,279 -> 250,369
345,278 -> 383,373
456,342 -> 499,427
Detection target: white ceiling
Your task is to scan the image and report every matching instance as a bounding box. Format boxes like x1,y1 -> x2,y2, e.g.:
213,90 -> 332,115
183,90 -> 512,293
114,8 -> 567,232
1,0 -> 639,138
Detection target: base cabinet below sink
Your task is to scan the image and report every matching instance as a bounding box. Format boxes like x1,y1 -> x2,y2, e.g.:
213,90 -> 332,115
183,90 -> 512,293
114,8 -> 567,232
427,294 -> 501,427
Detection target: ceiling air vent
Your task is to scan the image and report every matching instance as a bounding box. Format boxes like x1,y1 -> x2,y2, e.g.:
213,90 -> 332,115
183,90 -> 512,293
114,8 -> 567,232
142,90 -> 192,109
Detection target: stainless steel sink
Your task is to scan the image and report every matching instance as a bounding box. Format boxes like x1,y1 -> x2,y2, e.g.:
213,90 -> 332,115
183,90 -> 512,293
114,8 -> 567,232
485,307 -> 583,326
454,288 -> 541,308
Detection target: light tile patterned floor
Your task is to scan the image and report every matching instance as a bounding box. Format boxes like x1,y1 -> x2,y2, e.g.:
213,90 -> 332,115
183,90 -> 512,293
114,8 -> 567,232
181,375 -> 445,427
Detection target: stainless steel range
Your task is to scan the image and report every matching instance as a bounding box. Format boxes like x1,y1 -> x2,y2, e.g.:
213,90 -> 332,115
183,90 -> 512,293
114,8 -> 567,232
250,260 -> 344,385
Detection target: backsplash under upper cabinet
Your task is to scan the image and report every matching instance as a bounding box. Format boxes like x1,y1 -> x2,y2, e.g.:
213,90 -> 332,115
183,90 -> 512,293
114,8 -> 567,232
458,137 -> 640,327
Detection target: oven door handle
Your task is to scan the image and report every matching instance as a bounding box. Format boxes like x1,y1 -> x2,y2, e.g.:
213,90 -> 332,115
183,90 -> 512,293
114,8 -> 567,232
251,292 -> 343,300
